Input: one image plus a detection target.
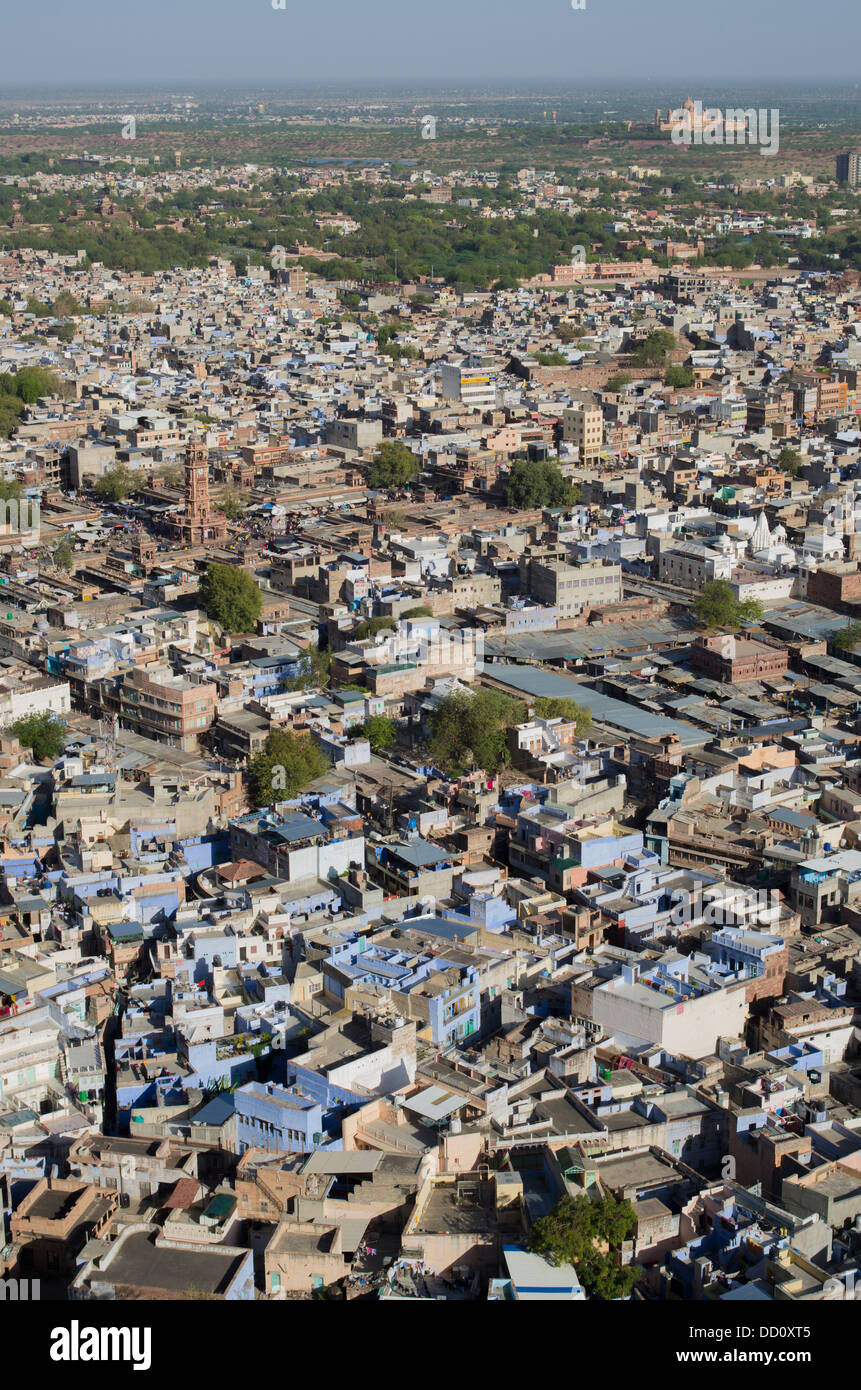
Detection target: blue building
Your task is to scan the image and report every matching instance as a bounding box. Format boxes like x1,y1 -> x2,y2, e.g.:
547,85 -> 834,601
235,1081 -> 324,1154
321,937 -> 480,1047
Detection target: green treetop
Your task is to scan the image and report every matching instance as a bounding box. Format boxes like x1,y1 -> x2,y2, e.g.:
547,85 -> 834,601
360,714 -> 396,752
504,458 -> 579,510
693,580 -> 763,630
95,463 -> 137,502
249,728 -> 330,808
428,688 -> 525,776
527,1192 -> 641,1300
534,696 -> 593,733
199,563 -> 263,633
8,711 -> 67,762
367,440 -> 420,490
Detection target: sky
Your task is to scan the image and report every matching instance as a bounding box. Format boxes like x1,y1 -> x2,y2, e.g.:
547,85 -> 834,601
1,0 -> 859,88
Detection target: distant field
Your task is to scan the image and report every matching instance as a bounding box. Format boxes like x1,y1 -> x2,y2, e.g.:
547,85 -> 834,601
0,117 -> 858,179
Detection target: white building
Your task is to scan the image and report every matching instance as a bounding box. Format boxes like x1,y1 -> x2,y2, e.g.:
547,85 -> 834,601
440,363 -> 498,411
590,966 -> 747,1059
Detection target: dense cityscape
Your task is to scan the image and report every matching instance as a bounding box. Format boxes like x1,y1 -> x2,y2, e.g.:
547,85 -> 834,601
0,5 -> 860,1360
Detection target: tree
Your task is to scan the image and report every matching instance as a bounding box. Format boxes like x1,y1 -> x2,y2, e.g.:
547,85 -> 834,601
159,462 -> 185,487
284,644 -> 332,691
527,1192 -> 641,1300
401,606 -> 433,619
199,563 -> 262,633
368,441 -> 419,490
557,323 -> 586,343
119,295 -> 156,315
536,350 -> 568,366
428,688 -> 525,775
664,363 -> 694,388
693,580 -> 763,630
605,373 -> 631,393
53,539 -> 74,572
0,479 -> 22,502
55,321 -> 76,343
833,621 -> 861,652
380,340 -> 419,362
361,714 -> 396,752
52,290 -> 84,317
0,395 -> 24,439
505,458 -> 577,510
8,711 -> 66,761
249,729 -> 329,807
0,299 -> 12,318
630,329 -> 676,367
306,646 -> 332,687
534,696 -> 593,734
95,464 -> 136,501
25,296 -> 52,319
355,616 -> 396,640
10,366 -> 60,403
216,487 -> 246,520
777,447 -> 803,478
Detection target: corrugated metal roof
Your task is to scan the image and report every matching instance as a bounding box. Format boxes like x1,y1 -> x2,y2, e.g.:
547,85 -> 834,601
484,663 -> 707,747
391,839 -> 449,868
483,618 -> 689,662
190,1095 -> 236,1127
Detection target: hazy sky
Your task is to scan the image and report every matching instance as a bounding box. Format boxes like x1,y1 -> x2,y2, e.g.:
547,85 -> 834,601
2,0 -> 859,87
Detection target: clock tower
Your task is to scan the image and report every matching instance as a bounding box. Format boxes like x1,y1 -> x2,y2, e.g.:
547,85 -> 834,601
177,436 -> 227,545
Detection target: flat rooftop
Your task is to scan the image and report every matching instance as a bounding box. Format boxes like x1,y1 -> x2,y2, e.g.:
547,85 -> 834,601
596,1150 -> 679,1191
27,1185 -> 90,1223
413,1184 -> 500,1236
94,1229 -> 247,1295
602,1109 -> 651,1133
797,1169 -> 861,1201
